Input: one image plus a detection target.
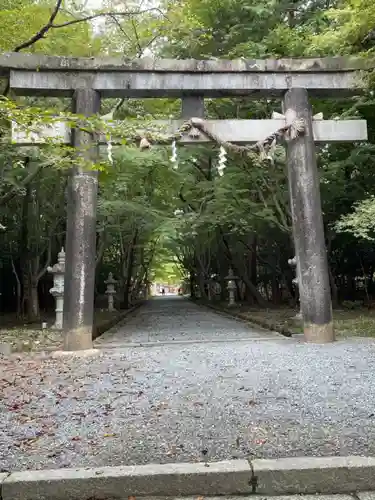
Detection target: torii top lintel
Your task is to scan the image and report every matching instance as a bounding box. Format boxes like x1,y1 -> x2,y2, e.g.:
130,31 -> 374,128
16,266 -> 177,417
1,52 -> 372,98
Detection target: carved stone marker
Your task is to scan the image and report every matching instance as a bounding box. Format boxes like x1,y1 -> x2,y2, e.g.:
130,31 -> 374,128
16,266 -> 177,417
105,272 -> 117,312
47,247 -> 65,330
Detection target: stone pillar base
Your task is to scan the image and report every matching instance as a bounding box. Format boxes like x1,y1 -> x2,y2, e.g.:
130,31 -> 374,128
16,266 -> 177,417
51,324 -> 63,330
304,322 -> 335,343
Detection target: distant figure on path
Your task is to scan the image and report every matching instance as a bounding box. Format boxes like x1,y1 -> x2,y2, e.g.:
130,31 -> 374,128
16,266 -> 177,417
161,288 -> 165,296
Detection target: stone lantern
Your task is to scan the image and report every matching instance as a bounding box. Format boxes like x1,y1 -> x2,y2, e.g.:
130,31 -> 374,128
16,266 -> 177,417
288,256 -> 302,319
105,272 -> 117,312
47,247 -> 65,329
225,267 -> 239,307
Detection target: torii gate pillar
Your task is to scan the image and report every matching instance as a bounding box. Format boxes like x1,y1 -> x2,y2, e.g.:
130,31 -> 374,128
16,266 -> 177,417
63,88 -> 100,351
283,88 -> 333,342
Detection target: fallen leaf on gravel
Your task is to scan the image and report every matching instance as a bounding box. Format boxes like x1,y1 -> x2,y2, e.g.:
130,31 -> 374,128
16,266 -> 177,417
8,402 -> 23,411
21,437 -> 40,447
71,436 -> 81,441
152,402 -> 168,411
103,433 -> 117,438
254,439 -> 266,445
193,402 -> 204,407
248,400 -> 257,406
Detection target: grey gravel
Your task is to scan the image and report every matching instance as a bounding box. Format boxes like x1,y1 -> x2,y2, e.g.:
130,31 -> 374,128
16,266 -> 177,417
96,297 -> 280,346
1,297 -> 375,472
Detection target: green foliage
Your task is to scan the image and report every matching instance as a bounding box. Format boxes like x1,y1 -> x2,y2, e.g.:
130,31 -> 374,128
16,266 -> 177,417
336,196 -> 375,240
150,245 -> 184,285
0,0 -> 100,55
2,0 -> 375,315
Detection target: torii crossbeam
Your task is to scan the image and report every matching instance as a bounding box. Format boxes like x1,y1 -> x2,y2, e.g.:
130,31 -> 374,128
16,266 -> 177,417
11,117 -> 368,145
2,52 -> 370,348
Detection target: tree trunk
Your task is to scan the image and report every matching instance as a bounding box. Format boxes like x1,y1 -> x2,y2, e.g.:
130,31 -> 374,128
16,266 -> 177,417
219,230 -> 265,306
328,264 -> 339,308
235,266 -> 267,306
19,187 -> 40,321
10,256 -> 22,318
272,276 -> 280,304
251,236 -> 257,286
22,269 -> 40,322
30,282 -> 40,319
190,272 -> 196,298
197,272 -> 207,299
122,229 -> 138,309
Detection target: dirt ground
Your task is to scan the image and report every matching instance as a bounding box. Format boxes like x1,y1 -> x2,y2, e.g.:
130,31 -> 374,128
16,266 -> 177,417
198,301 -> 375,338
0,310 -> 124,352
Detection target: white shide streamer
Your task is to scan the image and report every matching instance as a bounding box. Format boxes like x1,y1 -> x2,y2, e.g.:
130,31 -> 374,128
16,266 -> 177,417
170,140 -> 178,169
217,145 -> 227,176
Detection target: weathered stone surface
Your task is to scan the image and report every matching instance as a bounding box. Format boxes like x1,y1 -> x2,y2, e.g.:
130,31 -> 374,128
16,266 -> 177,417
249,496 -> 355,500
0,342 -> 12,355
2,460 -> 252,500
283,88 -> 333,343
9,69 -> 360,97
0,52 -> 373,73
134,496 -> 357,500
62,88 -> 100,351
12,119 -> 368,145
304,321 -> 335,343
252,456 -> 375,494
357,492 -> 375,500
181,96 -> 205,117
50,348 -> 100,358
0,472 -> 10,483
0,473 -> 10,499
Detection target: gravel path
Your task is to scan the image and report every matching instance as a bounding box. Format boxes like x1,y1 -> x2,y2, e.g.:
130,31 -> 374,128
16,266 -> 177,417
95,297 -> 280,346
1,298 -> 375,472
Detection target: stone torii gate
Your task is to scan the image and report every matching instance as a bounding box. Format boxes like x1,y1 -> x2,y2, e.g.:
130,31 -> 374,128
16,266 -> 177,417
3,53 -> 368,348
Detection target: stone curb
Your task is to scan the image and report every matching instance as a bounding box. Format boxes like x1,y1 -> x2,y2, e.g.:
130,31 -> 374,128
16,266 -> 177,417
2,457 -> 375,500
0,460 -> 251,500
192,298 -> 294,337
252,456 -> 375,495
93,300 -> 145,341
96,337 -> 285,349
